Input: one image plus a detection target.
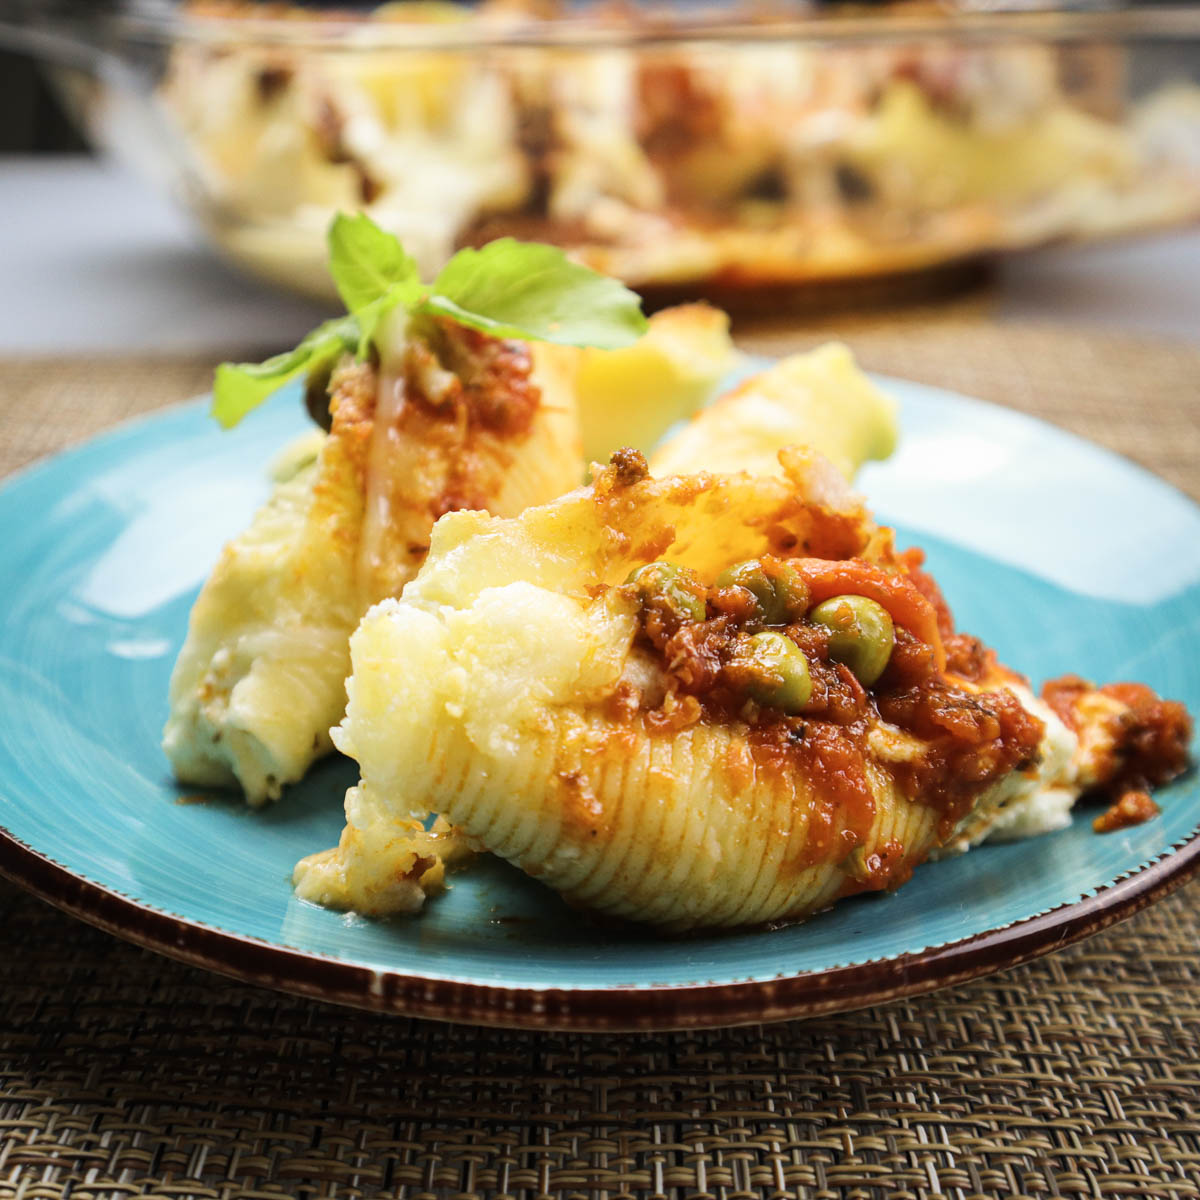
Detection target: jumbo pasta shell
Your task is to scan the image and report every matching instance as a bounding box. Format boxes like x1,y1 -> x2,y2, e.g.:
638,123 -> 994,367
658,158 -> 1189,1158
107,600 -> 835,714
324,453 -> 1058,930
164,319 -> 582,805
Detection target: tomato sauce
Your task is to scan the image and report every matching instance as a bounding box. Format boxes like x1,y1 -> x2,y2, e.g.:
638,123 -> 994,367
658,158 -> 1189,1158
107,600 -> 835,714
629,552 -> 1046,878
1093,790 -> 1162,834
1042,673 -> 1191,828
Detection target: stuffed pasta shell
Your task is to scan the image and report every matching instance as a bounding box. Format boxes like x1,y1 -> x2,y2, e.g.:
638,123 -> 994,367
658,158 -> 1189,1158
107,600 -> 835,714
561,302 -> 737,464
300,449 -> 1191,931
291,344 -> 903,913
649,342 -> 898,482
163,311 -> 582,805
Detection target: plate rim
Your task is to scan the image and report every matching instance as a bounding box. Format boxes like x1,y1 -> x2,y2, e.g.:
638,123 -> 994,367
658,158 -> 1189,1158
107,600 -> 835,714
1,374 -> 1198,1030
2,820 -> 1198,1030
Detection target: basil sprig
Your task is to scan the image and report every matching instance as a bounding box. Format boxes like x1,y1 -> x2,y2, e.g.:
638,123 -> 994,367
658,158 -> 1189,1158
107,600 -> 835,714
212,213 -> 648,429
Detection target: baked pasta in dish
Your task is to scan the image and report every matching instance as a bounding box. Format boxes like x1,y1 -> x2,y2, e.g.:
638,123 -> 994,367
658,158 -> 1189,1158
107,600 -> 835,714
295,450 -> 1191,928
158,2 -> 1200,298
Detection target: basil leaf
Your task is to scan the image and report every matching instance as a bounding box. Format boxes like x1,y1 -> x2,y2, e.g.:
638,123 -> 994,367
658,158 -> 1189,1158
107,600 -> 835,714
327,212 -> 423,312
211,217 -> 648,429
211,315 -> 358,430
425,239 -> 647,350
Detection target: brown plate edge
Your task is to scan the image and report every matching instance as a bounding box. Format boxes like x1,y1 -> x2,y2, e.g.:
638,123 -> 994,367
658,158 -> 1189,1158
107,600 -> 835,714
1,821 -> 1197,1033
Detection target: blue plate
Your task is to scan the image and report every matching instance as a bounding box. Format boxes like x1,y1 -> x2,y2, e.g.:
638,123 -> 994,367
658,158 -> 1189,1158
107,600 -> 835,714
0,372 -> 1197,1030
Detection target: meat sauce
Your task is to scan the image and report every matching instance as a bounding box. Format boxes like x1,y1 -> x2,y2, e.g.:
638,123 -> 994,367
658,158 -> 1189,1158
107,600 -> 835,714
418,325 -> 540,521
1043,674 -> 1191,830
327,320 -> 543,604
629,552 -> 1045,890
1092,790 -> 1161,835
430,321 -> 541,440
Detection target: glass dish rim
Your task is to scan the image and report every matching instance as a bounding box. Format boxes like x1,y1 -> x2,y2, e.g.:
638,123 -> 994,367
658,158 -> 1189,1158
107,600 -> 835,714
18,2 -> 1200,55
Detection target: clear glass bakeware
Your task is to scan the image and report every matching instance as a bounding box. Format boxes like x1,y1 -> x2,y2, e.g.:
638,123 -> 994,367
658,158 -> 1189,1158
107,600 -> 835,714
7,1 -> 1200,302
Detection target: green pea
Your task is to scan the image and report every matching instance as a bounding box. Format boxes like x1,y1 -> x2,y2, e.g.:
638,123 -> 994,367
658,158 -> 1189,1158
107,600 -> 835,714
626,561 -> 707,624
771,562 -> 811,620
716,559 -> 809,625
809,594 -> 895,686
740,631 -> 813,713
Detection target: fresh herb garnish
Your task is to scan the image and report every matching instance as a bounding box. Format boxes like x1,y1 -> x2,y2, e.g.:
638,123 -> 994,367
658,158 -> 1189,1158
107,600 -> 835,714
327,211 -> 423,315
212,214 -> 648,429
211,316 -> 359,431
424,240 -> 648,350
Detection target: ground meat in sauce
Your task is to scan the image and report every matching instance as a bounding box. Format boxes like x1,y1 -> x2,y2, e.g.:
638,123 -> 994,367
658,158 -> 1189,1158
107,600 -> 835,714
876,645 -> 1043,840
610,447 -> 650,487
455,213 -> 605,253
1041,675 -> 1092,727
1093,790 -> 1161,834
255,65 -> 292,103
635,61 -> 723,161
841,839 -> 912,894
1042,673 -> 1192,811
628,556 -> 1046,861
624,544 -> 1191,877
326,322 -> 544,591
429,321 -> 541,439
313,96 -> 352,165
942,632 -> 997,684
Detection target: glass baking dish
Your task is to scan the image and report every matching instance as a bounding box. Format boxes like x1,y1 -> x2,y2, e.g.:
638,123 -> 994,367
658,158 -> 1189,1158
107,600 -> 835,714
8,1 -> 1200,302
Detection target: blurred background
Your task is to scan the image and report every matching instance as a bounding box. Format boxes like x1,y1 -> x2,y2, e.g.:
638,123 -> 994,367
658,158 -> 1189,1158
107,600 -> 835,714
0,51 -> 85,152
1,0 -> 1198,354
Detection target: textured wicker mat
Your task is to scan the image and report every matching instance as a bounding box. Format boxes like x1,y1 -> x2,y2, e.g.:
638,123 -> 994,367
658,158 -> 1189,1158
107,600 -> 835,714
1,314 -> 1199,1200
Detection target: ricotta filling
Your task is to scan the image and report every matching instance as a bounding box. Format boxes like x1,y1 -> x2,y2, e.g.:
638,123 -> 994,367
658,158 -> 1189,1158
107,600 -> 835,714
938,683 -> 1081,853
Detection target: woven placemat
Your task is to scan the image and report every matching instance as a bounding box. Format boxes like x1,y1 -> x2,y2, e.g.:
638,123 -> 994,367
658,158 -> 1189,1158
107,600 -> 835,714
0,878 -> 1197,1200
1,311 -> 1198,1199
